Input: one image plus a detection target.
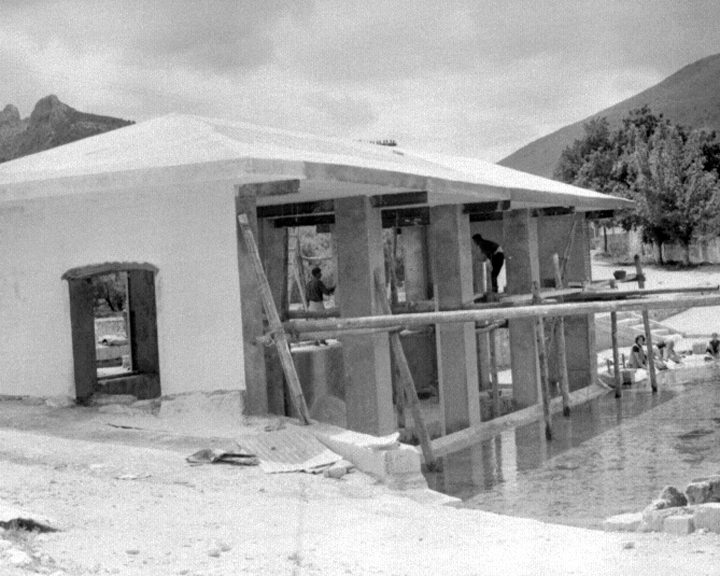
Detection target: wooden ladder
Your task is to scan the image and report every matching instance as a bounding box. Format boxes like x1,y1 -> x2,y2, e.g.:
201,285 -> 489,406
238,214 -> 312,424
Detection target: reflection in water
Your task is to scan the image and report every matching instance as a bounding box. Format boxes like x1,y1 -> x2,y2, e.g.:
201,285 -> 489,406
425,368 -> 720,529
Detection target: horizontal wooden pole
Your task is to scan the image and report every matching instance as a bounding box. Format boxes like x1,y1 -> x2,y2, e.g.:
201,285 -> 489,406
284,293 -> 720,334
286,308 -> 340,319
570,285 -> 720,301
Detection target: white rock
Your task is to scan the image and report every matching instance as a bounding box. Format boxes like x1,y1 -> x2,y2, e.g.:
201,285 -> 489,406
694,503 -> 720,533
7,548 -> 33,566
664,515 -> 695,535
603,512 -> 643,532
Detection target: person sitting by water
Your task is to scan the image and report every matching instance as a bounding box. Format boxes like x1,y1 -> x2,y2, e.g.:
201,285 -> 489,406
628,335 -> 647,369
705,333 -> 720,361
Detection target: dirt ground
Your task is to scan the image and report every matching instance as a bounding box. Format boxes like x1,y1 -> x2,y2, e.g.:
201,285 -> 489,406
0,400 -> 719,576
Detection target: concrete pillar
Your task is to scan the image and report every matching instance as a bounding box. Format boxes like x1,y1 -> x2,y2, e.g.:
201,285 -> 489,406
429,205 -> 481,434
335,196 -> 395,435
236,191 -> 268,415
503,209 -> 541,408
538,213 -> 596,390
259,219 -> 287,415
401,226 -> 429,302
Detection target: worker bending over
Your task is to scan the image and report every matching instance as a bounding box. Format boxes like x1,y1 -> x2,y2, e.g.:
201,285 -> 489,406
472,234 -> 504,293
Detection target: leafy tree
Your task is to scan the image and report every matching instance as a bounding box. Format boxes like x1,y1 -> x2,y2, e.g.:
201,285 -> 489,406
91,272 -> 126,313
554,107 -> 720,265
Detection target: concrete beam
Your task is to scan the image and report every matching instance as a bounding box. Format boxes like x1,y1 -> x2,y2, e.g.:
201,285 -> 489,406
503,209 -> 541,408
429,205 -> 480,434
335,195 -> 395,435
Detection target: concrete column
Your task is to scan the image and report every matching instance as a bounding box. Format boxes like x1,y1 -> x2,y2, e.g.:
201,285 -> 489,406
503,209 -> 541,408
335,196 -> 395,435
429,205 -> 481,434
236,192 -> 267,415
538,214 -> 596,390
259,219 -> 287,415
401,226 -> 429,302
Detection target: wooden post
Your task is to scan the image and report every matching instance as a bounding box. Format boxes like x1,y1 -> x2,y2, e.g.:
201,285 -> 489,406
634,255 -> 657,393
611,312 -> 622,398
489,327 -> 501,419
532,281 -> 552,440
374,272 -> 438,471
559,216 -> 579,281
551,254 -> 572,417
238,214 -> 312,424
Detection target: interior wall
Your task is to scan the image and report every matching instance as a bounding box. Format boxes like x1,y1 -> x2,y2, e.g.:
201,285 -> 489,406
0,177 -> 244,398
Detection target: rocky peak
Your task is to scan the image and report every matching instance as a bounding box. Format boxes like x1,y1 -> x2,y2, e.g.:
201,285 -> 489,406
29,94 -> 71,124
0,104 -> 21,127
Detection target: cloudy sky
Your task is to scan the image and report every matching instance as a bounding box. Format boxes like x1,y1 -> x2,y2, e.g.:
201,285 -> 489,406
2,0 -> 720,161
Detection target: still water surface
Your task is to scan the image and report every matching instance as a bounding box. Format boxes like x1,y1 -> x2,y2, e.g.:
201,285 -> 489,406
425,363 -> 720,529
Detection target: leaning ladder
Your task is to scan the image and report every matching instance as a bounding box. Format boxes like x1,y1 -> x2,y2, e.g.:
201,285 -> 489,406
238,214 -> 312,424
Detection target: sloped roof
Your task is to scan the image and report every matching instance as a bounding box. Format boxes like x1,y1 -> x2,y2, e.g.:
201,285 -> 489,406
0,114 -> 630,210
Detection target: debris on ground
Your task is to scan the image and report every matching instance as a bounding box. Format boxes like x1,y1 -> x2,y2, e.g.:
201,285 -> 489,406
242,426 -> 342,474
186,447 -> 259,466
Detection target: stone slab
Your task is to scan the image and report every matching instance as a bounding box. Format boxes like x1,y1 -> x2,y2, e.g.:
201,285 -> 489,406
310,427 -> 426,490
602,512 -> 643,532
664,515 -> 695,535
694,503 -> 720,533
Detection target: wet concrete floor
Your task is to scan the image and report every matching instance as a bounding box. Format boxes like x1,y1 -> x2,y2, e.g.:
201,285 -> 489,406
425,362 -> 720,529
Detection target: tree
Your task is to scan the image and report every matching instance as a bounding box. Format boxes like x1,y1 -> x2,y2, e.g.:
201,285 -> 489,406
554,107 -> 720,265
91,273 -> 126,313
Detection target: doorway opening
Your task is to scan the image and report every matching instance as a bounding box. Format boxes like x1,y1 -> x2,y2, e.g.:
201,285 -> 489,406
65,264 -> 160,402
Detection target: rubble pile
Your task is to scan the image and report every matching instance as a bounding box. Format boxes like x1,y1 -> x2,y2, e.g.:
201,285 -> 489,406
603,474 -> 720,535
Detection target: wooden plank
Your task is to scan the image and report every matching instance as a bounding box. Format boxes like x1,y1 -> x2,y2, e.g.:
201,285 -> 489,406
611,311 -> 622,398
568,285 -> 720,300
552,254 -> 572,417
530,206 -> 575,218
257,199 -> 334,219
381,207 -> 430,228
373,272 -> 439,471
559,215 -> 579,282
635,255 -> 657,393
238,213 -> 312,424
370,191 -> 428,207
273,214 -> 335,228
532,282 -> 552,440
489,327 -> 500,419
284,292 -> 720,334
463,200 -> 511,214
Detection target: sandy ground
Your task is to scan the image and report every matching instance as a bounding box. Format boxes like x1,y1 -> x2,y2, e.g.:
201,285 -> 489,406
2,258 -> 720,575
0,401 -> 719,576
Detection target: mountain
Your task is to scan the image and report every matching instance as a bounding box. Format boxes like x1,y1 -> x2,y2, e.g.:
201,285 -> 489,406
499,53 -> 720,178
0,95 -> 133,163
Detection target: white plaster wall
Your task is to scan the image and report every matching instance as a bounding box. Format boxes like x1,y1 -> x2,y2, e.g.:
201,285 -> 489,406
0,177 -> 245,398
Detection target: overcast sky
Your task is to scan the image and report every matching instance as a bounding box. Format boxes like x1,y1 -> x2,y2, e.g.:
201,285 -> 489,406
2,0 -> 720,161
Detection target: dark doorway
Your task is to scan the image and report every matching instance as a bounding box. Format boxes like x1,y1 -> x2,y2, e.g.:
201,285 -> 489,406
66,265 -> 160,402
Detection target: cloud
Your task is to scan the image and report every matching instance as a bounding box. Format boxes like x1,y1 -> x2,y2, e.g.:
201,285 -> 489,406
3,0 -> 720,161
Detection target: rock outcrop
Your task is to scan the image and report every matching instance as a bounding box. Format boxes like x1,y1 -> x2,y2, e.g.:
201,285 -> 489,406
0,95 -> 133,163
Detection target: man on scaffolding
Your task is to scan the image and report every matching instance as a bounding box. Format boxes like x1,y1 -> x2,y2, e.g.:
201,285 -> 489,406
472,234 -> 505,293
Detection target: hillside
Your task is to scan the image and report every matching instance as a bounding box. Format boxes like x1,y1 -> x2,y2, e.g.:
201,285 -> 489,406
499,53 -> 720,177
0,95 -> 133,163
